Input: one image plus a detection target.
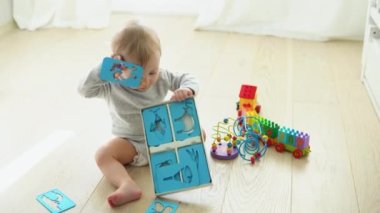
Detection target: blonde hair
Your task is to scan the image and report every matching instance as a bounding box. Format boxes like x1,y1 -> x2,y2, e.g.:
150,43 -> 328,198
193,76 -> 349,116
111,21 -> 161,67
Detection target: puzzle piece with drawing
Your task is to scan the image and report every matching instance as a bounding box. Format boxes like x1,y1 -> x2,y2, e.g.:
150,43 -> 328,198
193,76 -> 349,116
36,189 -> 75,213
146,198 -> 179,213
100,57 -> 143,88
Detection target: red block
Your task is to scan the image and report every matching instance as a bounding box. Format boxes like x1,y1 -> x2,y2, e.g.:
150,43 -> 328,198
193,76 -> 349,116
239,85 -> 257,99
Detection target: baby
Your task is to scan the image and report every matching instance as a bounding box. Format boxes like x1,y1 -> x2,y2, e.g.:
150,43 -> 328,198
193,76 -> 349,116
78,21 -> 199,207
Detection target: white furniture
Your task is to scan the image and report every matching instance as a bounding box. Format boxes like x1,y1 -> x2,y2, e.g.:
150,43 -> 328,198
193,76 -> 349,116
362,0 -> 380,119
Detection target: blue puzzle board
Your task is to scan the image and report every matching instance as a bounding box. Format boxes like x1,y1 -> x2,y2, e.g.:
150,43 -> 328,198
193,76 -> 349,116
100,57 -> 143,88
141,98 -> 212,195
36,189 -> 76,213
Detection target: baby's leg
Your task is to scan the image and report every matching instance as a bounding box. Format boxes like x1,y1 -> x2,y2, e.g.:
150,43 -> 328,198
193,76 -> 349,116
95,137 -> 142,207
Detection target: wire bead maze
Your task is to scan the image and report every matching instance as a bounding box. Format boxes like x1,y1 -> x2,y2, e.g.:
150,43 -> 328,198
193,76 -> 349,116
210,118 -> 240,160
233,116 -> 268,164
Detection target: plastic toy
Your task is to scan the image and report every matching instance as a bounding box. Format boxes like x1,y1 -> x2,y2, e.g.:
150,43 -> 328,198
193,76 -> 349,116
146,198 -> 179,213
141,98 -> 212,195
275,127 -> 311,158
236,84 -> 311,159
233,116 -> 268,164
257,116 -> 280,146
210,118 -> 239,160
237,84 -> 261,118
36,189 -> 75,213
209,84 -> 311,163
100,57 -> 143,88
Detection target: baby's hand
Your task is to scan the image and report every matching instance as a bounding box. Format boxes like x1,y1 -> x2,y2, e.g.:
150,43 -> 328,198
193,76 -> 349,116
111,54 -> 123,61
170,88 -> 194,102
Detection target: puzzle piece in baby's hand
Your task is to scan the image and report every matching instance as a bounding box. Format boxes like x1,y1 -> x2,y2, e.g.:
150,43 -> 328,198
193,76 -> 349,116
36,189 -> 76,213
100,57 -> 143,88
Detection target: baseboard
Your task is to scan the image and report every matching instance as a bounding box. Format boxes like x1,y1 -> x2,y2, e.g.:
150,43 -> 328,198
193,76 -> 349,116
362,76 -> 380,121
0,21 -> 17,36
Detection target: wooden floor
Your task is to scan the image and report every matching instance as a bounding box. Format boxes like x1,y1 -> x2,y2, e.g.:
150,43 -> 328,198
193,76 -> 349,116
0,13 -> 379,213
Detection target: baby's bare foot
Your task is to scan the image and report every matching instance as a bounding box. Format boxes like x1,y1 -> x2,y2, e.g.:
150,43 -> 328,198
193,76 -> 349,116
107,181 -> 142,208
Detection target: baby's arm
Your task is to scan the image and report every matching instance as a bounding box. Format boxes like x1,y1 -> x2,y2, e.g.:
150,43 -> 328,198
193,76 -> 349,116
170,87 -> 194,101
164,70 -> 199,101
78,65 -> 110,98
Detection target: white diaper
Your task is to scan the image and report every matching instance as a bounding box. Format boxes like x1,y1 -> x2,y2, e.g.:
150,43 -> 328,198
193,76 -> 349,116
128,139 -> 149,166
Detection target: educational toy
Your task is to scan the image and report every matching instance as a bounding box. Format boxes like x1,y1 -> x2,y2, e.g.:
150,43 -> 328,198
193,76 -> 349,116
210,118 -> 239,160
237,84 -> 261,117
100,57 -> 143,88
146,198 -> 179,213
275,126 -> 311,158
141,98 -> 212,195
36,189 -> 75,213
233,116 -> 268,164
257,116 -> 280,146
235,84 -> 311,159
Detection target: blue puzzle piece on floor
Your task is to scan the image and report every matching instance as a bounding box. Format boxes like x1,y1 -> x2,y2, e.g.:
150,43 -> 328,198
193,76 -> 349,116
36,189 -> 75,213
146,199 -> 179,213
100,57 -> 143,88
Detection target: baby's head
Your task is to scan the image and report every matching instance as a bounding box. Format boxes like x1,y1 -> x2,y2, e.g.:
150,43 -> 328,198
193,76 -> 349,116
111,21 -> 161,91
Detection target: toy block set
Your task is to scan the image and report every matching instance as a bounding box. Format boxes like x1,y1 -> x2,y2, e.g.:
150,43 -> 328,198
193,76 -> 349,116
210,84 -> 311,164
237,84 -> 261,117
256,115 -> 311,158
141,98 -> 212,195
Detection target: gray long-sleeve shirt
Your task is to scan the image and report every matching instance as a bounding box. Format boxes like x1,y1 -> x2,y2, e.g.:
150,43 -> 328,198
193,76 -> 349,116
78,65 -> 199,141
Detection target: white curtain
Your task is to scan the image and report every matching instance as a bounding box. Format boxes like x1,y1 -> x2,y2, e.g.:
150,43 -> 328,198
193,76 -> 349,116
13,0 -> 111,30
195,0 -> 368,41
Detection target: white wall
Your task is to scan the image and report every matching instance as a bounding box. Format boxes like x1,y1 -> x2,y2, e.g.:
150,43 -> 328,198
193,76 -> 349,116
111,0 -> 200,16
0,0 -> 13,26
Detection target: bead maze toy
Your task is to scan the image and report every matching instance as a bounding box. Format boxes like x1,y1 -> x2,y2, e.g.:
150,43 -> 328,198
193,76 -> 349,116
141,98 -> 212,195
210,118 -> 240,160
210,116 -> 269,164
233,116 -> 268,164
